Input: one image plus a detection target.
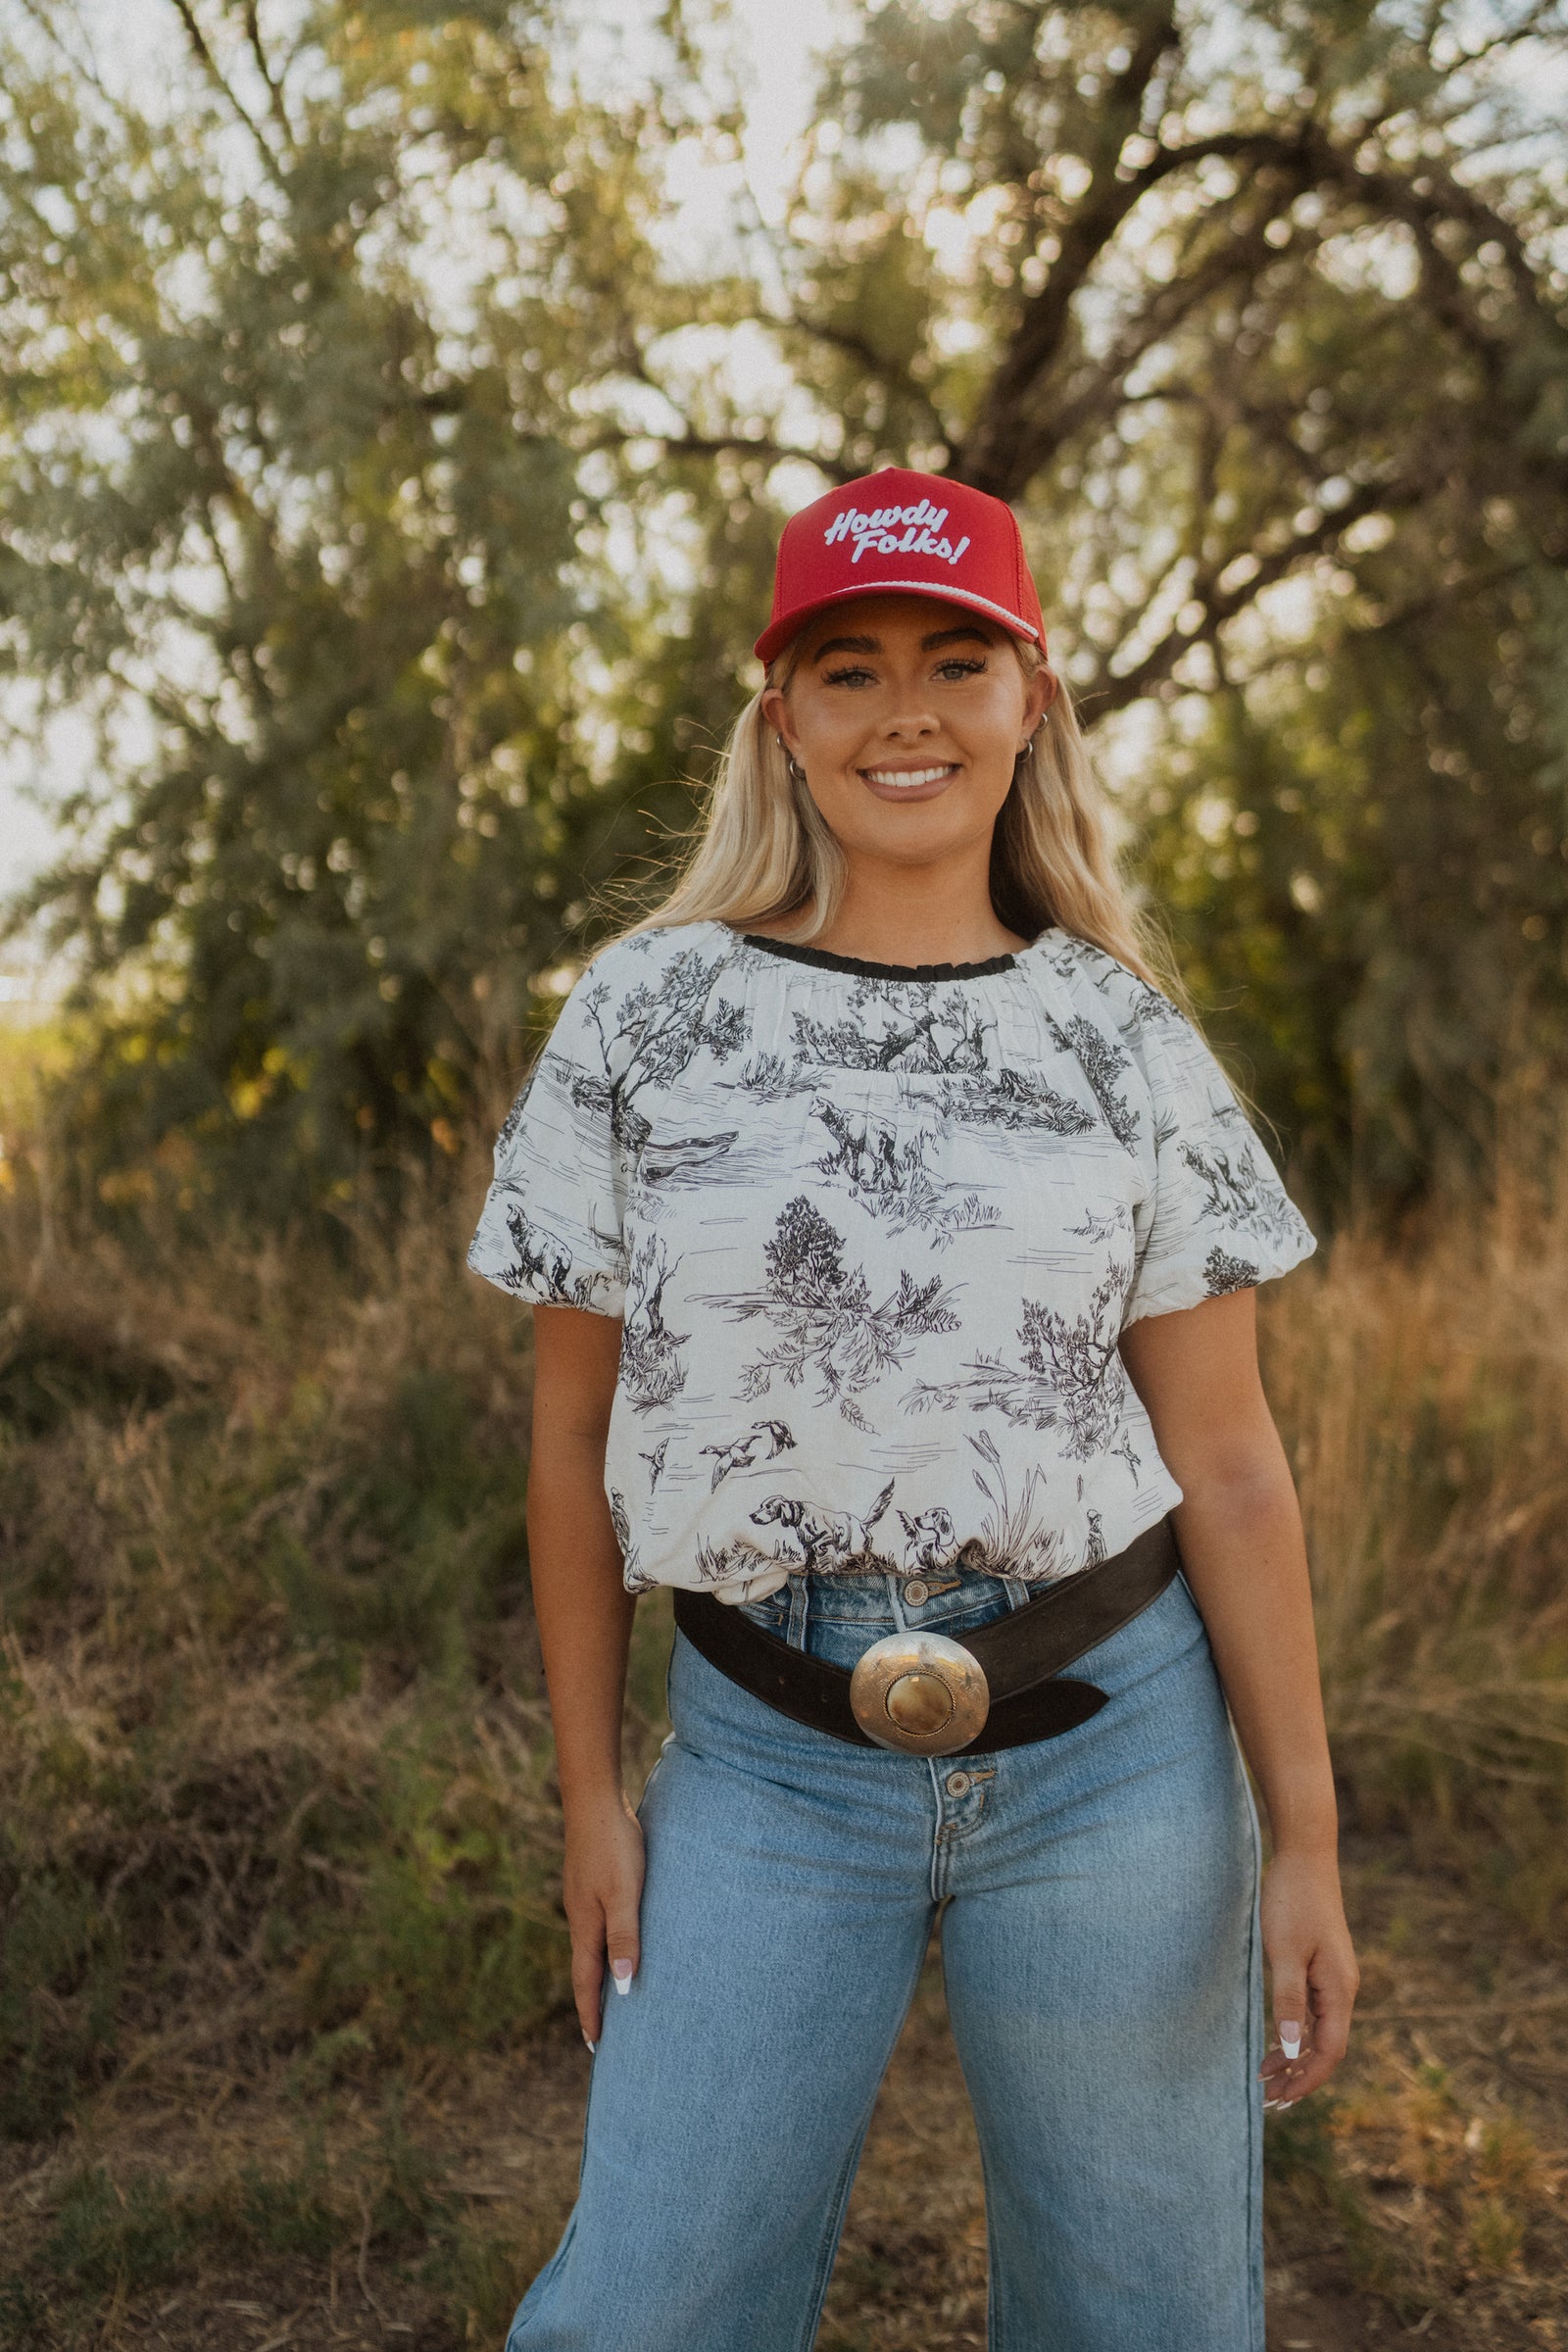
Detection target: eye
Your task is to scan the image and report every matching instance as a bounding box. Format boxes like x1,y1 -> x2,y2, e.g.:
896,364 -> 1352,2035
821,664 -> 877,687
934,657 -> 986,680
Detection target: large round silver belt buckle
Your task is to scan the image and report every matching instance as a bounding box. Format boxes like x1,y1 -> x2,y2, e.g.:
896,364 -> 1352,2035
849,1631 -> 991,1756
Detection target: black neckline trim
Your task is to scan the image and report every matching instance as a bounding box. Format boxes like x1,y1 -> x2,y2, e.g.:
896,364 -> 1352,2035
740,933 -> 1017,982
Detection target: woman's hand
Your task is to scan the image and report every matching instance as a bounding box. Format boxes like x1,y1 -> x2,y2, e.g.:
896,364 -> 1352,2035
563,1788 -> 647,2050
1258,1845 -> 1359,2107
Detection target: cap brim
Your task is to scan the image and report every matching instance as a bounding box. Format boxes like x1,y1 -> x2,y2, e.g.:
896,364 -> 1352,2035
755,577 -> 1043,666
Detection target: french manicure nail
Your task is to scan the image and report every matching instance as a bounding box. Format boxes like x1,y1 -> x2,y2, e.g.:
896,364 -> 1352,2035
583,2032 -> 596,2054
1278,2021 -> 1301,2060
612,1959 -> 633,1993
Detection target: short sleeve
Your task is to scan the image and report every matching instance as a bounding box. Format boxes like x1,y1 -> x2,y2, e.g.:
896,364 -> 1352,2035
466,961 -> 634,1316
1121,995 -> 1316,1325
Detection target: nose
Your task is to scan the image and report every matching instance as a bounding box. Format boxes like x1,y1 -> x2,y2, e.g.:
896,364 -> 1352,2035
879,701 -> 940,741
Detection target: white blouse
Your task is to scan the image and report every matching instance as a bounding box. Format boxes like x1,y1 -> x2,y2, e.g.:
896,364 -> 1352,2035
468,922 -> 1315,1604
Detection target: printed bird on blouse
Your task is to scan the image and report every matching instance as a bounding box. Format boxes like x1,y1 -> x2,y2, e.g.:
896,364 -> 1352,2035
700,1419 -> 797,1490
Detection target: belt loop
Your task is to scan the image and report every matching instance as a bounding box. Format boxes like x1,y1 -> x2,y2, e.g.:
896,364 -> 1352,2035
786,1570 -> 809,1651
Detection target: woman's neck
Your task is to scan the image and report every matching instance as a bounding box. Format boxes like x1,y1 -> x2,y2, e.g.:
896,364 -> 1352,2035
758,859 -> 1026,968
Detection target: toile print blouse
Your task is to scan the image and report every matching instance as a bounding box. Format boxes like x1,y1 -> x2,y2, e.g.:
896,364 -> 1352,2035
468,921 -> 1315,1606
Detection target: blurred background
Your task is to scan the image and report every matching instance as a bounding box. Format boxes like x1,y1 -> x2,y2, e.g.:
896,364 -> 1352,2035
1,3 -> 1566,2346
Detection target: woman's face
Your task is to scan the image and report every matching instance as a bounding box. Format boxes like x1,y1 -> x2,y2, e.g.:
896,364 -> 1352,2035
760,594 -> 1054,875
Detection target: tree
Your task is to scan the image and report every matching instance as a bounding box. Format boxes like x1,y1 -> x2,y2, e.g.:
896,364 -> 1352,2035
3,0 -> 1566,1210
784,0 -> 1568,1198
0,0 -> 749,1208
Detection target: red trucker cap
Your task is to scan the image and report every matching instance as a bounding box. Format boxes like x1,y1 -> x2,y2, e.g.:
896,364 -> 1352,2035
755,466 -> 1046,665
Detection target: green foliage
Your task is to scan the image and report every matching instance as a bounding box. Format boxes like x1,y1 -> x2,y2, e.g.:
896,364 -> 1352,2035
0,1 -> 761,1211
3,0 -> 1566,1205
236,2149 -> 338,2259
430,2206 -> 561,2345
0,2277 -> 50,2350
259,1357 -> 534,1680
0,1870 -> 122,2140
41,2166 -> 199,2298
1262,2098 -> 1416,2309
0,2129 -> 565,2345
292,1714 -> 568,2053
1135,334 -> 1568,1200
817,0 -> 1568,1190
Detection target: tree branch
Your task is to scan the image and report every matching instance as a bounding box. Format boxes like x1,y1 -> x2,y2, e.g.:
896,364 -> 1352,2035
956,122 -> 1324,496
986,204 -> 1309,489
242,0 -> 298,155
1080,469 -> 1443,718
166,0 -> 289,189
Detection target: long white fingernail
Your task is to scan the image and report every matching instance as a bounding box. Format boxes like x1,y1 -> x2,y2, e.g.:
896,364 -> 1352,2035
583,2032 -> 596,2054
612,1959 -> 633,1994
1279,2021 -> 1301,2060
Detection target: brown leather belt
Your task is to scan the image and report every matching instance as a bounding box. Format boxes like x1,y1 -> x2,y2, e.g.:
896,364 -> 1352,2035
672,1517 -> 1181,1758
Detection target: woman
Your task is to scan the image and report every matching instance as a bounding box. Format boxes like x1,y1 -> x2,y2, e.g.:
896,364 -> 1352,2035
469,466 -> 1358,2351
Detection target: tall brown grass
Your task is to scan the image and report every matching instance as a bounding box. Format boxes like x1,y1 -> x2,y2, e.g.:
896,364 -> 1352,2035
1260,1143 -> 1568,1928
1,1036 -> 1566,2336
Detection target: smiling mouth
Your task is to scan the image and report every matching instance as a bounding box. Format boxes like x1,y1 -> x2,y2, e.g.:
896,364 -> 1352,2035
860,762 -> 959,791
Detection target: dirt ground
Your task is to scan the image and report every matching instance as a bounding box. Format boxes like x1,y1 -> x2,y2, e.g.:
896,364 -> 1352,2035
4,1836 -> 1565,2350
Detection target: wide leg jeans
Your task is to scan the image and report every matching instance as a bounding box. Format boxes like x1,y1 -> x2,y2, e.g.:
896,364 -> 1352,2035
506,1564 -> 1264,2352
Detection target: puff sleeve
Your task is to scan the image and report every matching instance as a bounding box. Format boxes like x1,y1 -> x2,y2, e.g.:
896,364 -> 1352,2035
466,961 -> 635,1316
1120,989 -> 1316,1326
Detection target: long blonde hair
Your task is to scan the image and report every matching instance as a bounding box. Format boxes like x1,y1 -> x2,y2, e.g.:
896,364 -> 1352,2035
626,636 -> 1175,992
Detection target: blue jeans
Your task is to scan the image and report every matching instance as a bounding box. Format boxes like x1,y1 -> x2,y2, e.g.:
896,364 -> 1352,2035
507,1564 -> 1264,2352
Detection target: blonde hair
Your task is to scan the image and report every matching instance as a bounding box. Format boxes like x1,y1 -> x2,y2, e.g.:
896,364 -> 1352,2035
626,636 -> 1175,993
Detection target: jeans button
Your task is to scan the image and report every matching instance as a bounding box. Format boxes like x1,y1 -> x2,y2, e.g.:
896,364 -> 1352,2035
945,1770 -> 972,1797
905,1579 -> 930,1606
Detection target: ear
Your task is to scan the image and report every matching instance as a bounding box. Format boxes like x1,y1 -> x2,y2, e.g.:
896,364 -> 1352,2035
1017,662 -> 1056,751
760,681 -> 797,755
1010,659 -> 1062,748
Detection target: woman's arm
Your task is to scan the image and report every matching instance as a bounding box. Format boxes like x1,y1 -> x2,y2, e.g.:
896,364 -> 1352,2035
528,1303 -> 644,2050
1118,1288 -> 1358,2107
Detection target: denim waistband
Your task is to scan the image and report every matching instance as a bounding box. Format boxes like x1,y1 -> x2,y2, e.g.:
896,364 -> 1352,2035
737,1561 -> 1036,1660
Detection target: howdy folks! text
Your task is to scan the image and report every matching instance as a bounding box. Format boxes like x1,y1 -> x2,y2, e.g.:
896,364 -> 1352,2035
822,501 -> 973,567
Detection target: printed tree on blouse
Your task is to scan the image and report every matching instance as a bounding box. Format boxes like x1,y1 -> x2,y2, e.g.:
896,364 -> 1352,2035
723,1195 -> 959,1429
1044,1014 -> 1139,1148
904,1265 -> 1133,1458
792,982 -> 994,1075
571,948 -> 751,1151
620,1234 -> 690,1411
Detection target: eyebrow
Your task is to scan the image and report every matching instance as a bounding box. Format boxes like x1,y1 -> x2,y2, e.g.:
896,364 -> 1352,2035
810,623 -> 996,663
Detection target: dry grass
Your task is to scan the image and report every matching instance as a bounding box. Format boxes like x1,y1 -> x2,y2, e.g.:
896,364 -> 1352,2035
1261,1149 -> 1568,1933
2,1037 -> 1567,2344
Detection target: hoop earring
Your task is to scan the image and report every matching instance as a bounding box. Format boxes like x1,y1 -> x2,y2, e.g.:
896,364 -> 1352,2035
777,735 -> 807,787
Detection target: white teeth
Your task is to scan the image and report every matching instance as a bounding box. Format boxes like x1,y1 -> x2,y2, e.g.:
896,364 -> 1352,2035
864,765 -> 953,788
